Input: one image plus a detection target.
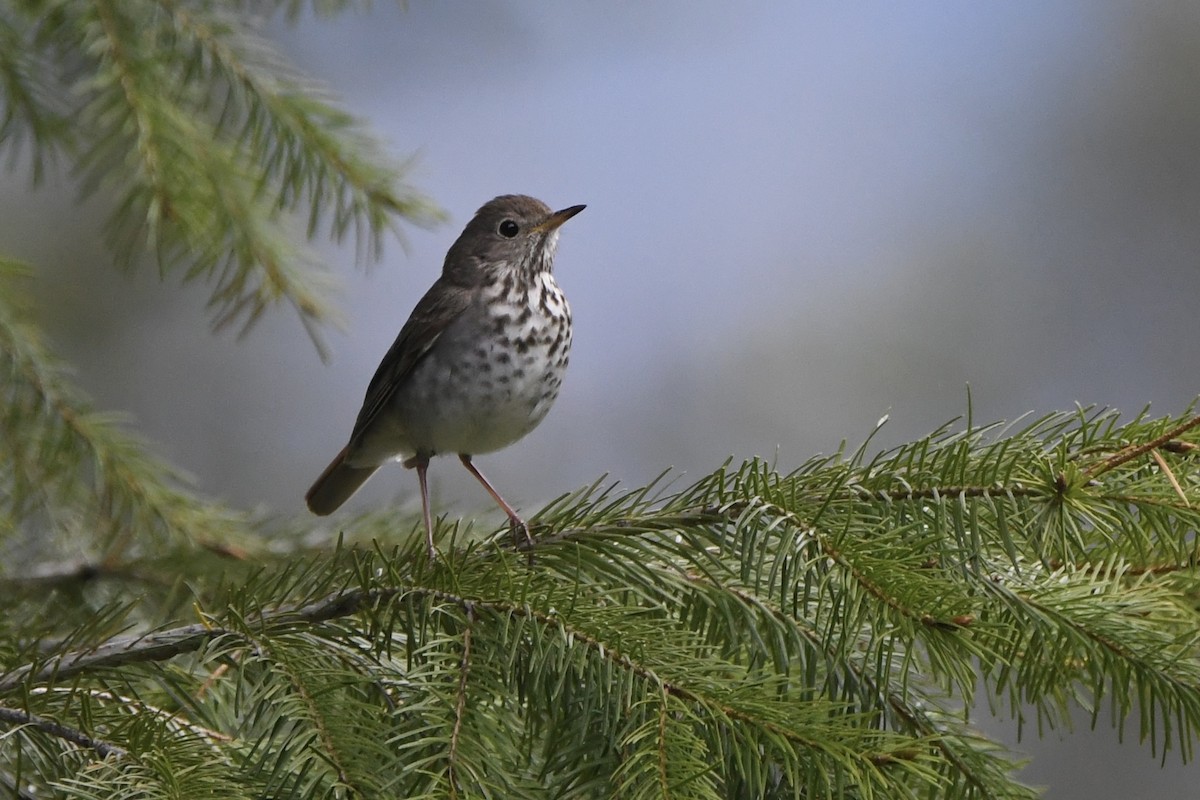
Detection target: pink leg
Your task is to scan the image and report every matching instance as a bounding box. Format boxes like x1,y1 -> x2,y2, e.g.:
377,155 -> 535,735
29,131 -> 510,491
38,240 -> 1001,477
405,454 -> 436,558
459,454 -> 532,548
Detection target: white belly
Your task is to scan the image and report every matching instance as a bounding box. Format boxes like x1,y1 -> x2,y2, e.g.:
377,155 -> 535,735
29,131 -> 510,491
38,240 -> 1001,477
351,272 -> 571,465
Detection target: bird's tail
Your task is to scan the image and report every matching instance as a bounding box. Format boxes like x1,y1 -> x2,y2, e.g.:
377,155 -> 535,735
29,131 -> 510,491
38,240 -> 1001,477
305,446 -> 378,515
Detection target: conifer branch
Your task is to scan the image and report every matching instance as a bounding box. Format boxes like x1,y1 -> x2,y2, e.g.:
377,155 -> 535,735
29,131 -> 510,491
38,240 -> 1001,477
447,603 -> 475,799
249,630 -> 357,790
92,0 -> 168,235
686,569 -> 1020,797
0,1 -> 441,348
655,685 -> 671,795
1082,412 -> 1200,478
0,560 -> 154,592
0,581 -> 945,792
0,703 -> 127,759
6,398 -> 1200,796
0,263 -> 253,559
0,13 -> 70,180
0,588 -> 383,693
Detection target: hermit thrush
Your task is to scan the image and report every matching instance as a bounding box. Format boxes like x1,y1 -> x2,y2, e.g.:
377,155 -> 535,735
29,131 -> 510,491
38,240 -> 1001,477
306,195 -> 585,556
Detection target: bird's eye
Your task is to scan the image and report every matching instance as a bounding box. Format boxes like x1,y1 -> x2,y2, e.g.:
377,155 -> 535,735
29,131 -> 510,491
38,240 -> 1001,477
498,219 -> 520,238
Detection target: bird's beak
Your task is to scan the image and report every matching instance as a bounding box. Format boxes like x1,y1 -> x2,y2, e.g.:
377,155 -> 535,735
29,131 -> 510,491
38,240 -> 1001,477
533,204 -> 586,233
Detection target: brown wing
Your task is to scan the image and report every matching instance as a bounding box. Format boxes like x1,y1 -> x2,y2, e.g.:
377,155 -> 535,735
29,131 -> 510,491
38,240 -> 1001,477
347,277 -> 474,444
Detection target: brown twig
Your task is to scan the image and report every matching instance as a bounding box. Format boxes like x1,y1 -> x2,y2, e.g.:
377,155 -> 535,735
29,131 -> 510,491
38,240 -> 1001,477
447,603 -> 475,798
0,704 -> 126,758
1151,449 -> 1190,508
1083,414 -> 1200,479
0,588 -> 386,694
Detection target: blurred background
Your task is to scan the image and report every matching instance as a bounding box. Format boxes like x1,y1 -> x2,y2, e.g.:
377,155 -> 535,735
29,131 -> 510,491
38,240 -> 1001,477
3,2 -> 1200,795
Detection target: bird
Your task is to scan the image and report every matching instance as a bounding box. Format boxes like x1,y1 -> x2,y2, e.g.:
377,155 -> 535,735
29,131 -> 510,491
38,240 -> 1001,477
305,194 -> 585,556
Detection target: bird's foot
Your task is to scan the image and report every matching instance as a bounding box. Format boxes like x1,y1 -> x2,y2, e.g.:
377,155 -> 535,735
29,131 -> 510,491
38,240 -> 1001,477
509,515 -> 535,553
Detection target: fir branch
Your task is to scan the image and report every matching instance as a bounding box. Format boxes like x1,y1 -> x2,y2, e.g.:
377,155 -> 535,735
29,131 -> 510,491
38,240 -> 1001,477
1,1 -> 441,347
978,562 -> 1200,756
90,0 -> 168,236
0,703 -> 127,759
1,579 -> 955,795
0,773 -> 36,800
5,405 -> 1200,796
0,560 -> 154,593
447,602 -> 475,799
0,587 -> 380,693
154,0 -> 441,252
237,626 -> 374,793
0,620 -> 218,694
1083,412 -> 1200,478
0,262 -> 254,560
680,572 -> 1017,798
0,10 -> 71,180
